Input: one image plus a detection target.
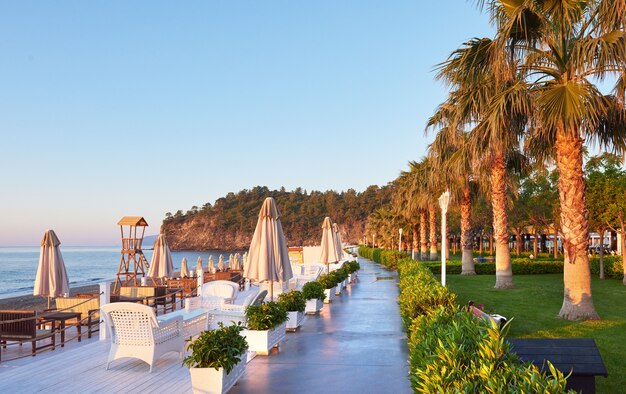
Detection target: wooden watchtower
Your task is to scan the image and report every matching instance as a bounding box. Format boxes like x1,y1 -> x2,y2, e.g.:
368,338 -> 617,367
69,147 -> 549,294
114,216 -> 150,292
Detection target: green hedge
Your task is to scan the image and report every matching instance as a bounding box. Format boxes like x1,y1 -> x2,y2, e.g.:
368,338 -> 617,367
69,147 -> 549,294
361,246 -> 624,280
396,258 -> 569,393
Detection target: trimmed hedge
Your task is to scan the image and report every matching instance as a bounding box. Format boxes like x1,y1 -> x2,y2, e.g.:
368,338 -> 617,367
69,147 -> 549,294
396,258 -> 569,393
360,245 -> 625,281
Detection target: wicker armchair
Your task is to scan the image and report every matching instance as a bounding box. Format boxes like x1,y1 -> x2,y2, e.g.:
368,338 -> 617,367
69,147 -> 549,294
100,302 -> 183,372
200,281 -> 238,304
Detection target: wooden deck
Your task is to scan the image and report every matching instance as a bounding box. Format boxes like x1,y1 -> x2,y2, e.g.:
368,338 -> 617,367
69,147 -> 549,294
0,340 -> 192,393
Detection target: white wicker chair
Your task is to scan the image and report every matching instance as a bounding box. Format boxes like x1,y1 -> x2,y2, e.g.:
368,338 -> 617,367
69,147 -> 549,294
201,281 -> 238,304
101,302 -> 184,372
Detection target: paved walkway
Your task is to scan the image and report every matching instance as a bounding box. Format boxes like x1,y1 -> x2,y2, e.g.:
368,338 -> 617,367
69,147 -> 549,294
233,256 -> 411,393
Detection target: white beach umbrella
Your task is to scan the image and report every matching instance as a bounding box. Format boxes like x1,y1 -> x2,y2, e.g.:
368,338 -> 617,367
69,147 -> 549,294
180,257 -> 189,278
244,197 -> 293,300
320,217 -> 340,272
218,254 -> 225,271
228,254 -> 234,269
333,223 -> 344,260
208,255 -> 215,273
33,230 -> 70,308
147,234 -> 174,281
196,256 -> 204,275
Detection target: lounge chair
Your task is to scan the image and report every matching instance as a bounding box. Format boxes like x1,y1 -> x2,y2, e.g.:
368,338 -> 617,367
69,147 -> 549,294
101,302 -> 183,372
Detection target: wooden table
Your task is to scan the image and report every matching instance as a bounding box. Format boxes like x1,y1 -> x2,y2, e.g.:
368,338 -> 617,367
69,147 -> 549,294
41,311 -> 82,346
508,338 -> 608,394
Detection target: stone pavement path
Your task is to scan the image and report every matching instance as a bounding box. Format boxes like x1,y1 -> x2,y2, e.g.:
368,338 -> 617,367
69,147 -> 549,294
233,257 -> 411,394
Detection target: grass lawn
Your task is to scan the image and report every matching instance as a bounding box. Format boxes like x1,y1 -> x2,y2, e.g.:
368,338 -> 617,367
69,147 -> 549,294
446,274 -> 625,394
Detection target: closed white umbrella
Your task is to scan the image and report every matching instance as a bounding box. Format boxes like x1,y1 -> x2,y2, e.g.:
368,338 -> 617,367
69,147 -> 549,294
147,234 -> 174,282
196,256 -> 204,276
180,257 -> 189,278
244,197 -> 293,300
33,230 -> 70,308
228,254 -> 234,270
333,223 -> 344,261
320,217 -> 340,272
218,255 -> 225,271
208,255 -> 215,273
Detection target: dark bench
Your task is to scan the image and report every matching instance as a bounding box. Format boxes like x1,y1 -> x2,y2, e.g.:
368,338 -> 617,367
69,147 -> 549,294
0,310 -> 56,361
508,338 -> 608,394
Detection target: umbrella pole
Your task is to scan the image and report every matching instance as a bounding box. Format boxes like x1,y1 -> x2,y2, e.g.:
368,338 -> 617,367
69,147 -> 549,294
47,296 -> 51,310
270,280 -> 274,301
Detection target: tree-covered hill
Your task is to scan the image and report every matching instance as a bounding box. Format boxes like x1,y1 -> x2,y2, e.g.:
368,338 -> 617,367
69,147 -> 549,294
161,185 -> 392,250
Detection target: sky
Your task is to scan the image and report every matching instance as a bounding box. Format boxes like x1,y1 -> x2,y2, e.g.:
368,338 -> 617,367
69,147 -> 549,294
0,1 -> 493,246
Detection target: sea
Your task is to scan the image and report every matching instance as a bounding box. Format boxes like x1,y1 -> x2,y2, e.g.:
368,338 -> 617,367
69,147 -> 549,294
0,247 -> 243,300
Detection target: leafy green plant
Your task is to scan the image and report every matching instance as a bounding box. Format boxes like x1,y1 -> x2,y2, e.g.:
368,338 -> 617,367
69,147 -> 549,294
182,322 -> 248,373
301,281 -> 326,301
277,290 -> 306,312
317,273 -> 337,289
245,301 -> 288,331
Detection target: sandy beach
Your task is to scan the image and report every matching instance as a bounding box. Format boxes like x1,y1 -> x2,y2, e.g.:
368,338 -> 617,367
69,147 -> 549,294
0,285 -> 101,311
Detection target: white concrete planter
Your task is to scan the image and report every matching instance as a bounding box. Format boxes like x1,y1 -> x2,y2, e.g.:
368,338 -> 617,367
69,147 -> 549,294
343,279 -> 349,289
335,283 -> 342,295
242,322 -> 286,355
286,311 -> 305,331
348,273 -> 357,283
189,355 -> 246,394
324,287 -> 336,303
305,298 -> 323,314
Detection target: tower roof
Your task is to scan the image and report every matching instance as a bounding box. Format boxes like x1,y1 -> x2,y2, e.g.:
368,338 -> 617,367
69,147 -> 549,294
117,216 -> 148,226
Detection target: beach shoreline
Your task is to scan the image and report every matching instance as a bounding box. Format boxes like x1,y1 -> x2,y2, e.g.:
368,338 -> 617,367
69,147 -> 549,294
0,284 -> 101,311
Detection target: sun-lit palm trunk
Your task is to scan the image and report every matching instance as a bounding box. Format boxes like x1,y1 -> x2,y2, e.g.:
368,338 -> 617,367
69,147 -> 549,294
491,151 -> 513,289
429,204 -> 437,260
555,128 -> 599,319
460,185 -> 475,275
420,210 -> 428,260
412,223 -> 419,260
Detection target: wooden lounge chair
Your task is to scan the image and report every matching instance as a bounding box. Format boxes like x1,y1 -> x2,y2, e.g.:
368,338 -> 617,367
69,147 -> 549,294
53,295 -> 100,338
0,310 -> 55,361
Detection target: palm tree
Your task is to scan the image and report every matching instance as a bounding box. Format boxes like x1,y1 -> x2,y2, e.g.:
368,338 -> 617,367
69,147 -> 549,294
394,161 -> 427,259
428,100 -> 477,274
486,0 -> 626,319
436,36 -> 530,288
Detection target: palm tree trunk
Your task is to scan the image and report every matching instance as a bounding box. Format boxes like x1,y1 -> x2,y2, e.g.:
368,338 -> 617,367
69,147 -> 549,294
420,210 -> 428,260
489,235 -> 493,256
429,204 -> 437,260
555,129 -> 599,320
553,227 -> 559,259
460,185 -> 475,275
533,230 -> 538,257
412,223 -> 419,260
491,151 -> 513,289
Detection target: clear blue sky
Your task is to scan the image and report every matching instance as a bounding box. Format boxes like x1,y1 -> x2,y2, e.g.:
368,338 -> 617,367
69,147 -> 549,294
0,1 -> 493,246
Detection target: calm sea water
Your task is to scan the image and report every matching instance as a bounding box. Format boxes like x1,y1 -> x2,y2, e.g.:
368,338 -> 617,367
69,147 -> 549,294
0,247 -> 243,299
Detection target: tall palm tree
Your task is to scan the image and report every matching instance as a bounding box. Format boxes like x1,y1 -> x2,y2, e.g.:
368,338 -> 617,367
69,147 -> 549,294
436,36 -> 529,288
487,0 -> 626,319
394,161 -> 427,259
428,99 -> 477,274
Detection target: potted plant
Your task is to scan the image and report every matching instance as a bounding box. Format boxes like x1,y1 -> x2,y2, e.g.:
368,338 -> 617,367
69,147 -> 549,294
242,301 -> 288,355
331,269 -> 347,295
318,273 -> 337,303
301,281 -> 325,314
278,290 -> 306,331
183,322 -> 248,394
347,261 -> 360,283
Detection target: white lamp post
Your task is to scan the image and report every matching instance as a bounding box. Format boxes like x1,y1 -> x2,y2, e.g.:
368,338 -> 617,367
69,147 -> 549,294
439,190 -> 450,287
398,228 -> 403,252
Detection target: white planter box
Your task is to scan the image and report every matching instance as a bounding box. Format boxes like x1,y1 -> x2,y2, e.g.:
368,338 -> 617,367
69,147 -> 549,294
286,311 -> 306,331
242,322 -> 287,356
335,283 -> 342,295
189,355 -> 246,394
343,279 -> 348,289
305,298 -> 323,314
348,273 -> 356,283
324,287 -> 336,303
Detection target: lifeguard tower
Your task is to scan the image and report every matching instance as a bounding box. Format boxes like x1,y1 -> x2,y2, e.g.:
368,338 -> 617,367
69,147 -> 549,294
114,216 -> 150,292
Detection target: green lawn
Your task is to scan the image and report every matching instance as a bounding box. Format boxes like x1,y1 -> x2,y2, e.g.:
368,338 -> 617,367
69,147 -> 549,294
446,274 -> 625,394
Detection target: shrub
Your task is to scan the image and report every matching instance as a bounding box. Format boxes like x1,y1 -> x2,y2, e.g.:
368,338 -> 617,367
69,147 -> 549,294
301,281 -> 326,301
182,322 -> 248,372
589,255 -> 624,279
277,290 -> 306,312
245,301 -> 288,331
317,273 -> 337,289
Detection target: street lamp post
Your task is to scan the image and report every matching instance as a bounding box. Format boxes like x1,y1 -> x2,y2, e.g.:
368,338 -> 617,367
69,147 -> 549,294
398,228 -> 403,252
439,190 -> 450,287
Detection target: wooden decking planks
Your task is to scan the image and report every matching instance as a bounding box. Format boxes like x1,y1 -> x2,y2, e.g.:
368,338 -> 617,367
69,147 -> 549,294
0,340 -> 192,393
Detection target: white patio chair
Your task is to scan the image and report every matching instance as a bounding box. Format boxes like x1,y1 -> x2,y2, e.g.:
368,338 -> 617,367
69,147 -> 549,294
101,302 -> 184,372
205,290 -> 268,329
201,280 -> 238,304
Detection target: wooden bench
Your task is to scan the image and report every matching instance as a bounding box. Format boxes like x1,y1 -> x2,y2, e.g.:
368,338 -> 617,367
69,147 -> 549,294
508,338 -> 608,394
117,286 -> 178,314
0,310 -> 55,361
53,295 -> 100,339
